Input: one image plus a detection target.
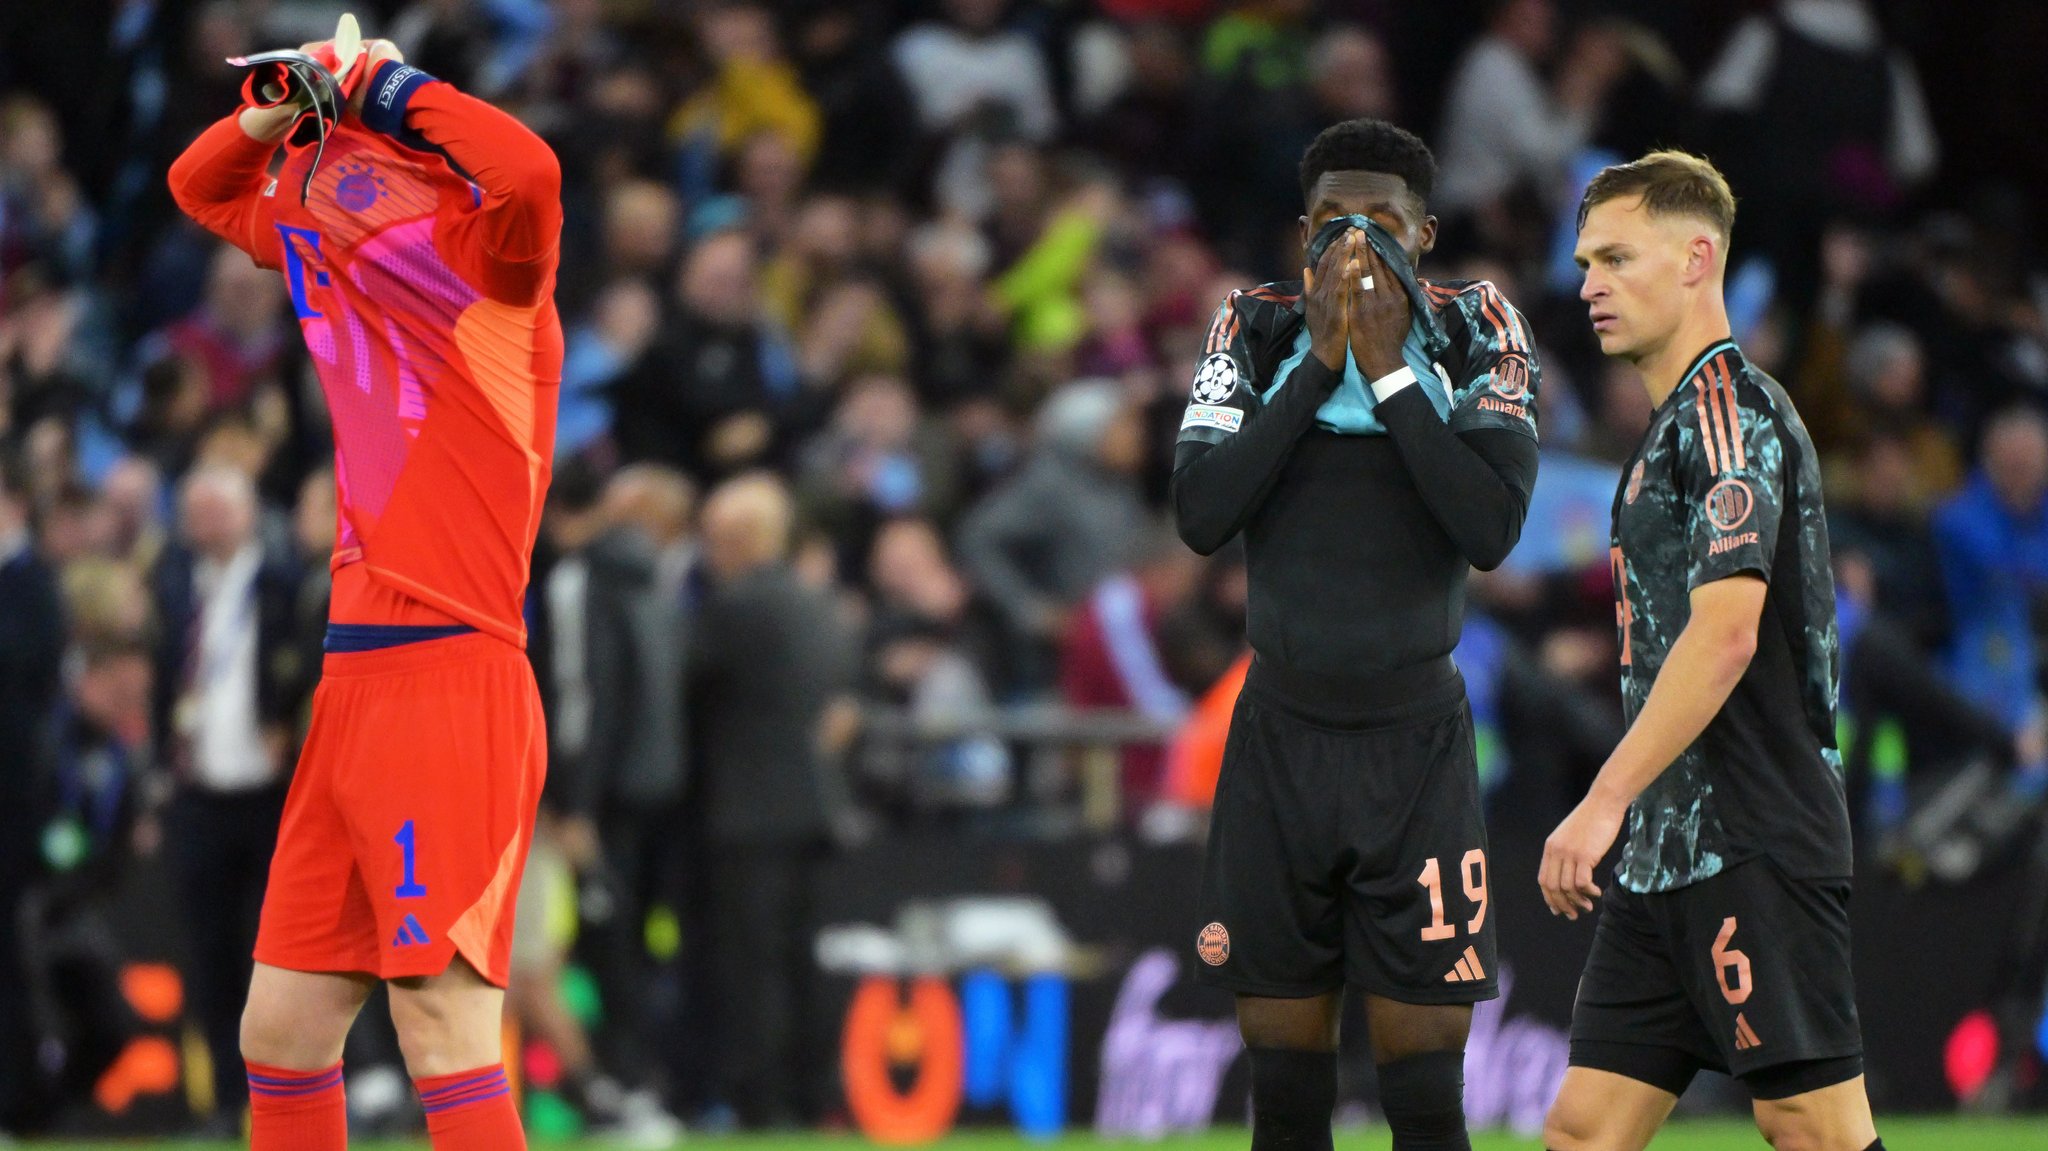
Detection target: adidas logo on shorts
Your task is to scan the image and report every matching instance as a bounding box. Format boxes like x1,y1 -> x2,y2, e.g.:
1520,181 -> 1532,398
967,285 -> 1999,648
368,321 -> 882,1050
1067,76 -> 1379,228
1734,1012 -> 1763,1050
1442,945 -> 1487,983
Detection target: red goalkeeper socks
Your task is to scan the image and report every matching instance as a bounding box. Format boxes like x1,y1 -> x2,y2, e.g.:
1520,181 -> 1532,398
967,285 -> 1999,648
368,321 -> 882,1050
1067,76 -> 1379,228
248,1060 -> 347,1151
417,1065 -> 525,1150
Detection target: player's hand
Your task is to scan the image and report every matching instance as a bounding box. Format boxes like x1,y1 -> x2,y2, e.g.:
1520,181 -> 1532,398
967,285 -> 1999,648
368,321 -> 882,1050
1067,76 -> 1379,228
348,39 -> 405,116
1347,239 -> 1411,381
1540,796 -> 1623,919
1303,229 -> 1355,373
237,101 -> 304,143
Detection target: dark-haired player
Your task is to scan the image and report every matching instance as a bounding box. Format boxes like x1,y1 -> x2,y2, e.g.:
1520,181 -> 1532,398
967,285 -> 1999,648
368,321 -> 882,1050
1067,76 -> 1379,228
1173,119 -> 1542,1151
1541,152 -> 1881,1151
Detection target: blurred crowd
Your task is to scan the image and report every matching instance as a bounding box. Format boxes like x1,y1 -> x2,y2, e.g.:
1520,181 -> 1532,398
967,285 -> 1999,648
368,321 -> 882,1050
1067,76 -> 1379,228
2,0 -> 2047,1135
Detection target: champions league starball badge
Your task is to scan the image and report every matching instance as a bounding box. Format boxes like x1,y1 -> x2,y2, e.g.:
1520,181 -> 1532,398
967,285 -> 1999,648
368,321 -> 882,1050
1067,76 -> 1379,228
1191,353 -> 1239,404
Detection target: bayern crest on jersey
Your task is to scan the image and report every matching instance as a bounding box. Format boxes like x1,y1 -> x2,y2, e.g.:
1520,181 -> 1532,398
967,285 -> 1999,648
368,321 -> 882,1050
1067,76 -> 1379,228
1191,353 -> 1238,404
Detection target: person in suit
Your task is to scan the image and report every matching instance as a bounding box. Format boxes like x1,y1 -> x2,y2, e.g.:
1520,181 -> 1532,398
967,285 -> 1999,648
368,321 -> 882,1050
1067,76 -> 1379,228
688,473 -> 858,1126
147,464 -> 301,1129
530,460 -> 690,1093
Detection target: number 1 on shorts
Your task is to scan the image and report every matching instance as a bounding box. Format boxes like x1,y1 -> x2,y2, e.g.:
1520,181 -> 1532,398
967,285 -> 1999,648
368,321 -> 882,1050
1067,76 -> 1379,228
395,819 -> 428,899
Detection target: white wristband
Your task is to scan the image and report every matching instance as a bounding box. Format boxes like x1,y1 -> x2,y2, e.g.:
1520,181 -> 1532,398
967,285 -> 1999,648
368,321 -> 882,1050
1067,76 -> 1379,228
1369,364 -> 1418,402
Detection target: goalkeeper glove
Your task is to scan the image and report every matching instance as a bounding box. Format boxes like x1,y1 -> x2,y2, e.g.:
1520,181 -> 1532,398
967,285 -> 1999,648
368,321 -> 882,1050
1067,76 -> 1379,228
226,13 -> 376,201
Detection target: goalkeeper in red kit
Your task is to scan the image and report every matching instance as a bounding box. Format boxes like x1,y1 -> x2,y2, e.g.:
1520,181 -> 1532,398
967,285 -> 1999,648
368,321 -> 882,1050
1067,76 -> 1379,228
168,21 -> 560,1150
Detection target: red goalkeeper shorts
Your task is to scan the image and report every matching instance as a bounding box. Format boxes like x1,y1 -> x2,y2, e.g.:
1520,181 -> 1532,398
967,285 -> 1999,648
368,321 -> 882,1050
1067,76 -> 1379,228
255,631 -> 545,987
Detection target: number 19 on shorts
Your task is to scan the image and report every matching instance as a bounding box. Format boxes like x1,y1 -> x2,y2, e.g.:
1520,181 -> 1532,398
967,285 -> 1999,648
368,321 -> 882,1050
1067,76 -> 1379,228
1419,849 -> 1488,941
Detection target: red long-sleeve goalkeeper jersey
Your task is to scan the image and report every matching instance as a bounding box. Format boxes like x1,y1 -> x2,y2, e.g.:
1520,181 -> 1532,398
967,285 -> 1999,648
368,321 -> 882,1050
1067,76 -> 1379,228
169,67 -> 562,648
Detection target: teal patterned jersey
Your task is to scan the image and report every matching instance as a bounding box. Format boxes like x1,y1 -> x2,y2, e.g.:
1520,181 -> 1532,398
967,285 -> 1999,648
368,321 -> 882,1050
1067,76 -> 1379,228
1177,275 -> 1540,450
1172,276 -> 1541,677
1609,341 -> 1849,893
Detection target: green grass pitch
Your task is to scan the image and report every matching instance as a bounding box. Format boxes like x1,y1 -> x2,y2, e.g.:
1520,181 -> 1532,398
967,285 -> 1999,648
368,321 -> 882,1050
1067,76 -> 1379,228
21,1119 -> 2048,1150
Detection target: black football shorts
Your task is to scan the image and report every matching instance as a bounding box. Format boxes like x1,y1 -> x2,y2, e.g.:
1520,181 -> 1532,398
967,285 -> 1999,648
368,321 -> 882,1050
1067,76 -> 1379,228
1568,856 -> 1864,1099
1196,689 -> 1497,1004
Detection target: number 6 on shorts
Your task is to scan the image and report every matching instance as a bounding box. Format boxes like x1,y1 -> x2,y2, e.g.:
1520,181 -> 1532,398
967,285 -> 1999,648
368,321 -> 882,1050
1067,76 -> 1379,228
1712,915 -> 1752,1005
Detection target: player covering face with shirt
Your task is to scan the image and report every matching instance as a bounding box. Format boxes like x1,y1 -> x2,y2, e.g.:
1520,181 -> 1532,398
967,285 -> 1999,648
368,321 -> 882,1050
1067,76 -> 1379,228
1544,152 -> 1882,1151
1172,120 -> 1542,1151
169,16 -> 561,1151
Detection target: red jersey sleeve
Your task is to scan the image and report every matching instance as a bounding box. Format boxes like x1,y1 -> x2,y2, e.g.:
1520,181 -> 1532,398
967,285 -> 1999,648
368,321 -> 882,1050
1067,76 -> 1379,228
168,115 -> 287,269
361,64 -> 562,306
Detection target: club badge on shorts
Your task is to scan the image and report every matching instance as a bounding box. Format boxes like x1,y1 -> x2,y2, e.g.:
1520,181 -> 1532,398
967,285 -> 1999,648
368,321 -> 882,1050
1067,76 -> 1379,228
1196,922 -> 1231,966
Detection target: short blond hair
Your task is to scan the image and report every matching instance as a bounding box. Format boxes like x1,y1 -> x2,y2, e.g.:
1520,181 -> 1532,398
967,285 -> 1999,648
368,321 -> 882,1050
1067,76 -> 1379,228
1577,151 -> 1736,242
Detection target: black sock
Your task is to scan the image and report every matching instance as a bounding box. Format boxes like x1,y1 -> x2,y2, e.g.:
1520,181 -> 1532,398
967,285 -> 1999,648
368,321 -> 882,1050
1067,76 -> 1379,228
1248,1047 -> 1336,1151
1865,1141 -> 1885,1151
1376,1050 -> 1470,1151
